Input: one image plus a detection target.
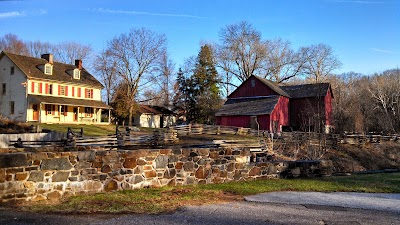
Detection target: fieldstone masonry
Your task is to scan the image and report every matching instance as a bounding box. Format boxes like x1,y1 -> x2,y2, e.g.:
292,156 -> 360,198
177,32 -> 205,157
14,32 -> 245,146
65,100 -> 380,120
0,147 -> 332,202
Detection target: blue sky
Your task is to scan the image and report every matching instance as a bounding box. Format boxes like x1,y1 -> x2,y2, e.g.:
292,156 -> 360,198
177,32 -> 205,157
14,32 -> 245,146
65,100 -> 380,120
0,0 -> 399,75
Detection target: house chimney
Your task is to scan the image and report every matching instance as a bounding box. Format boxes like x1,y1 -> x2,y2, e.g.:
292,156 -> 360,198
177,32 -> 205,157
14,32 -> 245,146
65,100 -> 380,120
75,59 -> 82,70
41,54 -> 53,64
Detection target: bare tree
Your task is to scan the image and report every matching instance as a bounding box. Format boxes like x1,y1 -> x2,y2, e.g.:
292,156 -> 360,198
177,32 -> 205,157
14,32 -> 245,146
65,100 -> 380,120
25,40 -> 54,58
300,43 -> 342,83
94,50 -> 119,105
158,50 -> 175,107
0,33 -> 29,55
217,21 -> 268,83
264,38 -> 305,83
53,41 -> 93,65
106,27 -> 167,126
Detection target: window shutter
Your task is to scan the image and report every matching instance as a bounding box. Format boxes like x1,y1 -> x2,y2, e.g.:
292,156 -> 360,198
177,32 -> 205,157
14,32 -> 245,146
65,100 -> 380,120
31,82 -> 34,93
52,105 -> 55,115
39,83 -> 42,94
91,89 -> 93,99
58,85 -> 61,95
78,87 -> 81,97
65,86 -> 68,96
85,88 -> 88,98
72,87 -> 75,97
64,106 -> 68,116
45,83 -> 49,94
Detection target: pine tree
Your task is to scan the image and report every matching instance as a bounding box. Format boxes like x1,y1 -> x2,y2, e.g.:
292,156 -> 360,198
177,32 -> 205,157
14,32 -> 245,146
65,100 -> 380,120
174,45 -> 222,124
192,45 -> 221,123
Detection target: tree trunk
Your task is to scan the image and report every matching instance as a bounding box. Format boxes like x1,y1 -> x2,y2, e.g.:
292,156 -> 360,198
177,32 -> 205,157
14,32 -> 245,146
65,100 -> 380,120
128,105 -> 133,126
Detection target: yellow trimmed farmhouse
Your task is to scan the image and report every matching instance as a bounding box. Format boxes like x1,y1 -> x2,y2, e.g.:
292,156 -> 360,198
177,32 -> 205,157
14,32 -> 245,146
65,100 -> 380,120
0,51 -> 111,124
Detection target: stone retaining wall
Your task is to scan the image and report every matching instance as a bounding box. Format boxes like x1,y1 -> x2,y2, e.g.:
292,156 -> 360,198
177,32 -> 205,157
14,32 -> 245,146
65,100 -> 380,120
0,147 -> 332,202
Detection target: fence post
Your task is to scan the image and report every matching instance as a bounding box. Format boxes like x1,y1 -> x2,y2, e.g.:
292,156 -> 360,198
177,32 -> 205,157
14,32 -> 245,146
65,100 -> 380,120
80,128 -> 84,137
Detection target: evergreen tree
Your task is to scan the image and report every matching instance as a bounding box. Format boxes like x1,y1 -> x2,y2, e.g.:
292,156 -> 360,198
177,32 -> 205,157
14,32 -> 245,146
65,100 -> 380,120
174,45 -> 221,124
192,44 -> 221,124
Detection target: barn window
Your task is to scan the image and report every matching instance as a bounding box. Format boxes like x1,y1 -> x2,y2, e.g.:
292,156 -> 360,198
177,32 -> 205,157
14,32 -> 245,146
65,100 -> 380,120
251,79 -> 255,87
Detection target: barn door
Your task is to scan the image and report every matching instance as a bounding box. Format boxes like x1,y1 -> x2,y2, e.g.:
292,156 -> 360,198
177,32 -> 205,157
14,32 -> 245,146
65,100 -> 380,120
250,116 -> 258,130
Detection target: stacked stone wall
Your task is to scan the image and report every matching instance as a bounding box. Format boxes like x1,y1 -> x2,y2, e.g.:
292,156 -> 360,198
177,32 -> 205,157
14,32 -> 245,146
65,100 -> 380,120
0,147 -> 332,202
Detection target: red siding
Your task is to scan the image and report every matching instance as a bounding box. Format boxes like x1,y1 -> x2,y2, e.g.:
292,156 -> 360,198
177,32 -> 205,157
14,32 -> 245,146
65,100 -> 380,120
290,97 -> 326,129
257,115 -> 270,130
216,116 -> 250,128
270,96 -> 290,130
229,77 -> 279,98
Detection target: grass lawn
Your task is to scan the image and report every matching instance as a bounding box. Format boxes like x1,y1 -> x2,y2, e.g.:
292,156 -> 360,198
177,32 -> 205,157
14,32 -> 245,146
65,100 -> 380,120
32,123 -> 124,136
24,172 -> 400,214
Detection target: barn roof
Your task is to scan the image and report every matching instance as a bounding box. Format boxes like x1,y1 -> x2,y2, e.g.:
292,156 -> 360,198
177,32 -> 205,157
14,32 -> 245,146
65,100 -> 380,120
1,51 -> 103,88
280,83 -> 331,98
139,105 -> 174,115
255,76 -> 290,97
215,95 -> 280,116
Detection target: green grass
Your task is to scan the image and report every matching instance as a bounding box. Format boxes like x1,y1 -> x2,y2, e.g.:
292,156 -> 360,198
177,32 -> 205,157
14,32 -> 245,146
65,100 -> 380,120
32,123 -> 120,136
200,173 -> 400,195
25,173 -> 400,214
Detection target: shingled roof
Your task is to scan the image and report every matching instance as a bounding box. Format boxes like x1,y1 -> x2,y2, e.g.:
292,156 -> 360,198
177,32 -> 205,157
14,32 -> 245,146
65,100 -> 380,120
280,83 -> 331,98
215,95 -> 280,116
1,51 -> 103,88
139,105 -> 174,115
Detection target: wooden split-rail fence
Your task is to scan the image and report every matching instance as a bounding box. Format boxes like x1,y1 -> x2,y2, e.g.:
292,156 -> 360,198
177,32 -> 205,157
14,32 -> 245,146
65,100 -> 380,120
8,124 -> 400,149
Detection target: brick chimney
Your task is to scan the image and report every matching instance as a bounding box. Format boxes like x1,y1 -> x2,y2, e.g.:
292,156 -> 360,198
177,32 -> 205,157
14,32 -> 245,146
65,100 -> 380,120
41,54 -> 53,64
75,59 -> 82,70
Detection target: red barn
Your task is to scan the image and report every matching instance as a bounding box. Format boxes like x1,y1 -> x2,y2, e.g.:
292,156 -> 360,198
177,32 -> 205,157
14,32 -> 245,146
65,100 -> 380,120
216,75 -> 333,133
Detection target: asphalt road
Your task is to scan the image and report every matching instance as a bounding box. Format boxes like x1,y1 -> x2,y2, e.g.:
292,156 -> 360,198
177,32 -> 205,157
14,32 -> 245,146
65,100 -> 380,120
1,192 -> 399,225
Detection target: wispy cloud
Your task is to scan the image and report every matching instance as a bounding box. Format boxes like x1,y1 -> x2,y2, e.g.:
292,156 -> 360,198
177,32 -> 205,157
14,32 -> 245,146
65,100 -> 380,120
333,0 -> 384,4
91,8 -> 206,19
371,48 -> 398,54
0,9 -> 47,19
0,11 -> 24,18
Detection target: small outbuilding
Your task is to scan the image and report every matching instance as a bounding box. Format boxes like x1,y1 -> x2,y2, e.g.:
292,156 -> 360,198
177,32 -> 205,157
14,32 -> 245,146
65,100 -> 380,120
132,105 -> 176,128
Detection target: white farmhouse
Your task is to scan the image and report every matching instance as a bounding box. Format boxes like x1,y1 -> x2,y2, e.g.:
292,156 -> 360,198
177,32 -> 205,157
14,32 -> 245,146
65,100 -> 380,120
0,51 -> 111,124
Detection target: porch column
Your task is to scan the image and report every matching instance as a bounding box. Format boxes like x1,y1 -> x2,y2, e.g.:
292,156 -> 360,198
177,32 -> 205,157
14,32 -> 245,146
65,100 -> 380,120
59,105 -> 62,122
98,108 -> 102,123
39,103 -> 42,123
77,107 -> 80,123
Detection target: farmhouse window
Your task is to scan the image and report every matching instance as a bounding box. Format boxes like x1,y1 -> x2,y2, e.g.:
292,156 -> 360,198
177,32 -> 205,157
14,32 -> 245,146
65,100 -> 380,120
73,69 -> 80,79
45,104 -> 52,115
10,101 -> 14,115
60,86 -> 66,96
44,64 -> 52,75
85,89 -> 93,98
85,107 -> 93,117
2,83 -> 5,95
46,84 -> 53,95
60,105 -> 67,116
10,66 -> 14,75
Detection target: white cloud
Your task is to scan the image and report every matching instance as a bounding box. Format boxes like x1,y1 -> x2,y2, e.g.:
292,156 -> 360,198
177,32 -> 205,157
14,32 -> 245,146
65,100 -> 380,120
0,9 -> 47,19
0,11 -> 24,18
370,48 -> 398,54
91,8 -> 206,19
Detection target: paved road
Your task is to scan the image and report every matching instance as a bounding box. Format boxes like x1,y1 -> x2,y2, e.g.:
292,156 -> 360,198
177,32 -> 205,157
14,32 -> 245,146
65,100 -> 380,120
245,192 -> 400,213
1,192 -> 399,225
